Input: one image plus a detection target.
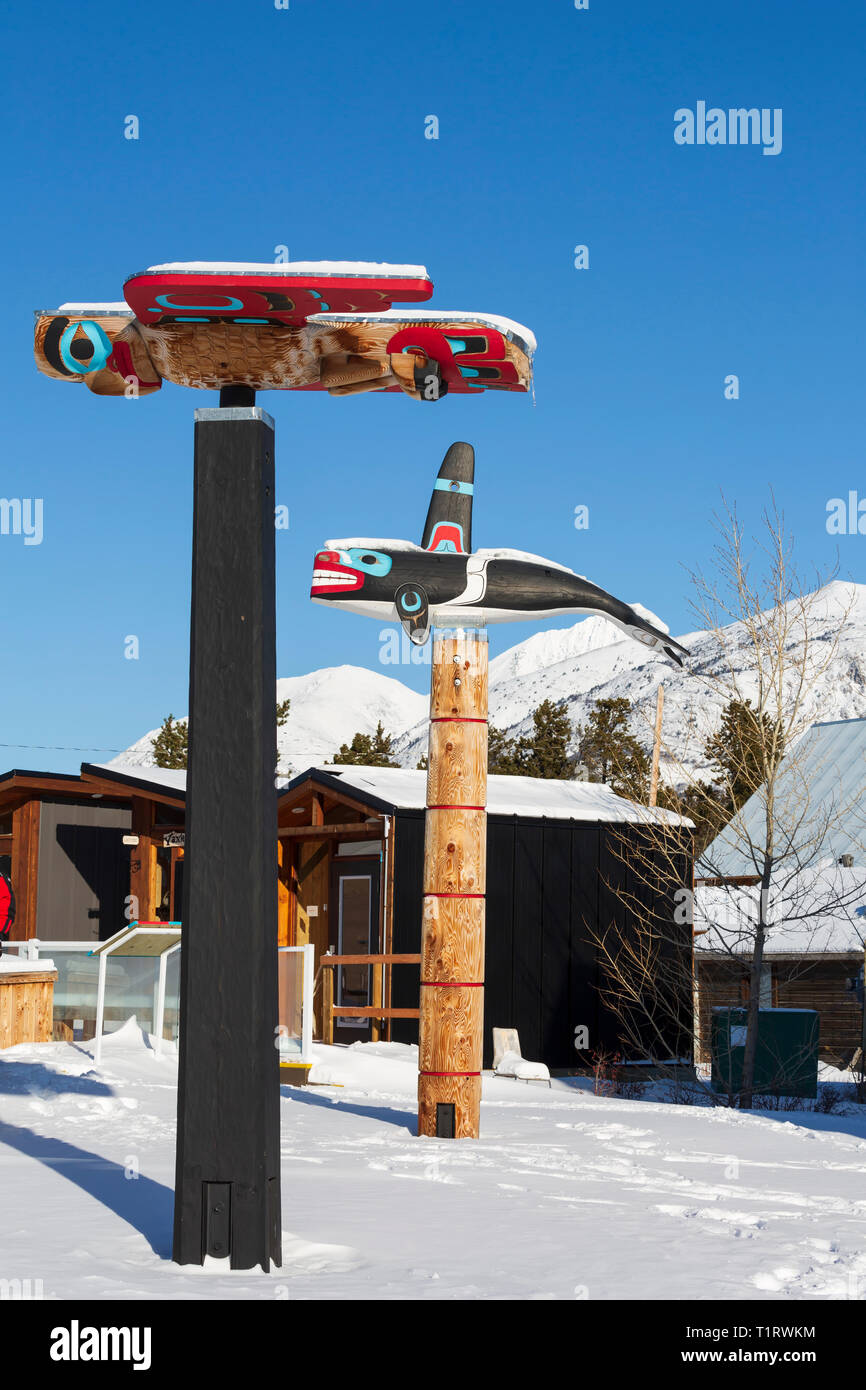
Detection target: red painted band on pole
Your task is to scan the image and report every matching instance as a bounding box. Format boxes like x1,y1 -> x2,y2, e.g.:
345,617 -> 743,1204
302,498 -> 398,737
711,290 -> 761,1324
419,1071 -> 482,1078
426,805 -> 486,811
420,981 -> 484,987
424,891 -> 486,899
430,716 -> 488,724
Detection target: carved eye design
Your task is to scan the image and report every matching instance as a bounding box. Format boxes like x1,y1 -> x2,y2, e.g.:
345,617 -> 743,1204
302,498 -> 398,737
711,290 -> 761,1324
346,548 -> 392,576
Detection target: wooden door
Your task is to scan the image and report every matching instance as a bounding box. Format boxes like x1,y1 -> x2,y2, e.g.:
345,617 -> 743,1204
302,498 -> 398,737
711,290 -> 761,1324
330,857 -> 380,1044
170,849 -> 185,922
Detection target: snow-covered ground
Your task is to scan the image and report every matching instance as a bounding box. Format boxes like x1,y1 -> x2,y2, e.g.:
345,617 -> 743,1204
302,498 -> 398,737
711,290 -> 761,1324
2,1024 -> 866,1301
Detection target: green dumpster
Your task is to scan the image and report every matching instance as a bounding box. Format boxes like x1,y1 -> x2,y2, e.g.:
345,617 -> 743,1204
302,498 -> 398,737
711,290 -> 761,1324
711,1007 -> 819,1100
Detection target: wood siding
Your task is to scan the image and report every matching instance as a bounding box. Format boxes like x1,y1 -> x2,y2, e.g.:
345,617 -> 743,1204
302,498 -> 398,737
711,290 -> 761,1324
10,800 -> 40,940
391,812 -> 691,1070
0,970 -> 56,1046
35,800 -> 131,942
129,796 -> 155,923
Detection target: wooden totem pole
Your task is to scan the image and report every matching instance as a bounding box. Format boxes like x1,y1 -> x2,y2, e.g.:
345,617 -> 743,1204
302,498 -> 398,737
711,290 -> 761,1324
418,629 -> 488,1138
311,439 -> 688,1142
35,264 -> 537,1255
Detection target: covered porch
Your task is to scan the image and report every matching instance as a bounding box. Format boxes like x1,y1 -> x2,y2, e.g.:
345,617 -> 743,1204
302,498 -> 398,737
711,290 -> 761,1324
278,769 -> 417,1042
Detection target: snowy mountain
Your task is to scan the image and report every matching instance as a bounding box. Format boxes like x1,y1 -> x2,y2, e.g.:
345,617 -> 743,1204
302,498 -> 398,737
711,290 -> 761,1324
393,581 -> 866,782
115,582 -> 866,787
487,615 -> 627,684
111,665 -> 427,777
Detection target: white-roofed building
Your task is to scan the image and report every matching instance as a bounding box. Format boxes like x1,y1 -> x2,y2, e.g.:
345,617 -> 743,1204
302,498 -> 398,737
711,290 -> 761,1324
694,718 -> 866,1064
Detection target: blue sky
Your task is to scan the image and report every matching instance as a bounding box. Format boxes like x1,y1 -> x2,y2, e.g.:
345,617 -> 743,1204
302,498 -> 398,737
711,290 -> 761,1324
2,0 -> 864,772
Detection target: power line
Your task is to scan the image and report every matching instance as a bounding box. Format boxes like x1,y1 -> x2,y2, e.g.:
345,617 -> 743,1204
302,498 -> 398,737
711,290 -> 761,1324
0,742 -> 124,754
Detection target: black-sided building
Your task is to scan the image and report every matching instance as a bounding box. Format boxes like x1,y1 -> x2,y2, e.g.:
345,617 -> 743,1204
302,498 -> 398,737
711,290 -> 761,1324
1,760 -> 693,1071
281,765 -> 694,1071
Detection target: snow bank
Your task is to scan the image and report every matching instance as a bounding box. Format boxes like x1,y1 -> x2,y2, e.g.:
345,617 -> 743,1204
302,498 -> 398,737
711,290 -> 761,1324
2,1036 -> 866,1299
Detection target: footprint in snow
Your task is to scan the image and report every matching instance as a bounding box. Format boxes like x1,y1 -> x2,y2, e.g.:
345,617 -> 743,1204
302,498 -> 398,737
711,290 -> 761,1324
752,1267 -> 800,1292
656,1203 -> 768,1238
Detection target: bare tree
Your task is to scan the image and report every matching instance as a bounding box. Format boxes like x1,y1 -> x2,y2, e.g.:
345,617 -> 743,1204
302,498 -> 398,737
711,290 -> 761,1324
591,500 -> 866,1107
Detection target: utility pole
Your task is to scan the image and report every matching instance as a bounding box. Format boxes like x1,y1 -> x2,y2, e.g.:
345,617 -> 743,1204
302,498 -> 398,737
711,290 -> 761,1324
649,684 -> 665,807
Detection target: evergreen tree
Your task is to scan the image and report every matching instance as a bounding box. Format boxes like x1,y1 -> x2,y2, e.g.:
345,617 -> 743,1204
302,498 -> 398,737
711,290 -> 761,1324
656,780 -> 732,857
333,720 -> 400,767
704,697 -> 785,810
576,696 -> 649,800
488,723 -> 525,775
522,698 -> 573,779
151,714 -> 189,769
488,700 -> 575,779
416,754 -> 428,771
275,697 -> 291,774
152,698 -> 292,772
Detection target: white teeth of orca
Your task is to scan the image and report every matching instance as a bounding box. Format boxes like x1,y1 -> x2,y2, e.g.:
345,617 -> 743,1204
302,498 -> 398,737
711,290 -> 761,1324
312,570 -> 355,585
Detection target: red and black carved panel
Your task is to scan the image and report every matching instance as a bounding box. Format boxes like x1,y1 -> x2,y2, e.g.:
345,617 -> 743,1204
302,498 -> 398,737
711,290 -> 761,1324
123,269 -> 434,329
385,325 -> 523,393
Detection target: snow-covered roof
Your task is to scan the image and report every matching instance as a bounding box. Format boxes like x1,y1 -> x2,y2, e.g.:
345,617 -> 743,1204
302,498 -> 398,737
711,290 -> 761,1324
85,761 -> 294,798
86,762 -> 189,796
308,765 -> 687,825
695,861 -> 866,956
85,761 -> 687,826
699,718 -> 866,878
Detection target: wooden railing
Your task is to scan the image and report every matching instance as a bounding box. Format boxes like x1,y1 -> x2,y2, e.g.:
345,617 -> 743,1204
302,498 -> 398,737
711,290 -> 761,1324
320,953 -> 420,1044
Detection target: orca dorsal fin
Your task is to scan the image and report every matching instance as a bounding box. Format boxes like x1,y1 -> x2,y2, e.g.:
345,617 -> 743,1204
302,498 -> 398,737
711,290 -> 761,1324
420,442 -> 475,554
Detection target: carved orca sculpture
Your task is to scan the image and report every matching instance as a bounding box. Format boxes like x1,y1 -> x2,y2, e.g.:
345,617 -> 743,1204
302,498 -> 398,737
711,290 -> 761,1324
311,443 -> 689,665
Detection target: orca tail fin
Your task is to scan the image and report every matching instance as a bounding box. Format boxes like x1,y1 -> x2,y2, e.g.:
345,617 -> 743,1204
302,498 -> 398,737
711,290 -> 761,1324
420,442 -> 475,554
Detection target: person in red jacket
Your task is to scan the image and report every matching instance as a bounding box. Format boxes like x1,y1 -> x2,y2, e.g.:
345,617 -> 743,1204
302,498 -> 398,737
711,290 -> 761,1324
0,870 -> 15,942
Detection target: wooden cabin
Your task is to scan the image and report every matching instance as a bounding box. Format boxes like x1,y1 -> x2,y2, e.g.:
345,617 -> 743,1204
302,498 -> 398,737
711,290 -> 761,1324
1,760 -> 693,1071
694,949 -> 864,1067
0,764 -> 187,942
279,765 -> 693,1070
695,718 -> 866,1067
